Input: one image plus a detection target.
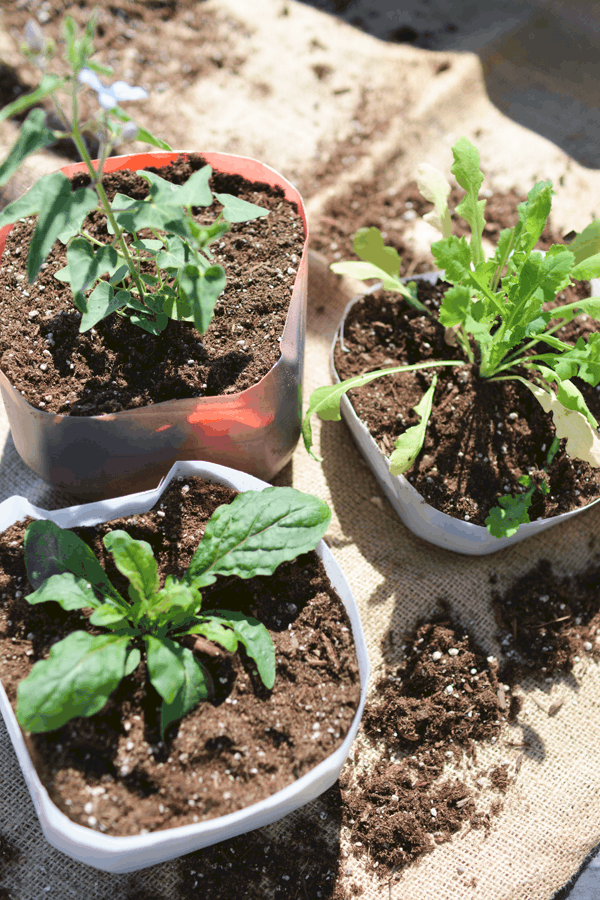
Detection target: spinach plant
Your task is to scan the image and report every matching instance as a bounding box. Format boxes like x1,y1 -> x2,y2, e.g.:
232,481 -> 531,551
0,16 -> 268,336
303,137 -> 600,538
16,485 -> 330,735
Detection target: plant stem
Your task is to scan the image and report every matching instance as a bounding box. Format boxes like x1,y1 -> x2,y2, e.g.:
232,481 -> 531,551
69,79 -> 147,303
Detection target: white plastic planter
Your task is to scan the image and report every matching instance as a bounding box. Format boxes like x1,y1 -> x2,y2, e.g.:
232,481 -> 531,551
332,275 -> 600,555
0,461 -> 369,873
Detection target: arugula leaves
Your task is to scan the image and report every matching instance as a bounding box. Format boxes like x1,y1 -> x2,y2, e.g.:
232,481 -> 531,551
16,485 -> 331,735
304,136 -> 600,538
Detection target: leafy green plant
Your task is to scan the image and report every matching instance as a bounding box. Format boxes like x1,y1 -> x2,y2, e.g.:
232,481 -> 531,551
0,15 -> 268,336
16,485 -> 331,735
303,137 -> 600,538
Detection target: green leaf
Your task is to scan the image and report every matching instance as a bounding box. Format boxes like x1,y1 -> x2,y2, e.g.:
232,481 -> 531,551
185,617 -> 238,653
16,631 -> 131,733
130,311 -> 169,334
63,238 -> 120,311
110,107 -> 173,151
0,171 -> 64,229
178,263 -> 226,333
177,166 -> 213,207
211,609 -> 275,689
80,283 -> 131,332
389,376 -> 438,475
26,571 -> 100,611
570,253 -> 600,281
147,580 -> 202,629
516,181 -> 553,255
451,137 -> 486,266
0,109 -> 57,188
125,646 -> 141,677
144,635 -> 185,704
89,603 -> 131,630
353,227 -> 401,278
24,520 -> 124,607
159,645 -> 213,736
131,238 -> 164,253
431,235 -> 472,284
187,486 -> 331,586
55,187 -> 97,245
485,489 -> 534,539
103,530 -> 159,603
566,219 -> 600,266
0,74 -> 64,123
214,192 -> 269,223
549,296 -> 600,323
438,285 -> 471,327
156,235 -> 193,272
416,164 -> 452,238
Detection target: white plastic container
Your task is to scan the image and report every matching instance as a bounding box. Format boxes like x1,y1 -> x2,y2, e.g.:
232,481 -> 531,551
0,461 -> 369,873
332,276 -> 600,555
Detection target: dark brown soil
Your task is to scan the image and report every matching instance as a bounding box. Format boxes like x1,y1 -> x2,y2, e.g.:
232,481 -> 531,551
493,558 -> 600,679
0,477 -> 360,836
339,611 -> 511,876
333,279 -> 600,527
0,155 -> 304,415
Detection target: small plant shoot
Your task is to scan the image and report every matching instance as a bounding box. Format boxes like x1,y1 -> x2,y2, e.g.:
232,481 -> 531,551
16,486 -> 331,735
303,137 -> 600,538
0,16 -> 268,337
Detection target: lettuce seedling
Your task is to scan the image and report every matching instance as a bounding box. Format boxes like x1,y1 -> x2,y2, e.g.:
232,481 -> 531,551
303,137 -> 600,538
0,15 -> 268,337
16,486 -> 331,735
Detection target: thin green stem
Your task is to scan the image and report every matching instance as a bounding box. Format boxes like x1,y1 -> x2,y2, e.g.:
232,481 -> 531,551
69,79 -> 146,303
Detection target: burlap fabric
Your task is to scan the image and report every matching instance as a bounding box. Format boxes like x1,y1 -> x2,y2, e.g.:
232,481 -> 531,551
2,2 -> 600,897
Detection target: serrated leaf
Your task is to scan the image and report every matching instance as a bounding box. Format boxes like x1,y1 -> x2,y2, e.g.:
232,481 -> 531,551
103,530 -> 159,602
0,109 -> 57,188
80,283 -> 131,332
144,635 -> 185,704
389,376 -> 437,475
516,181 -> 553,255
416,163 -> 452,238
24,520 -> 123,607
214,192 -> 269,223
431,235 -> 472,283
485,490 -> 534,539
438,285 -> 471,327
26,571 -> 99,611
159,645 -> 213,736
187,487 -> 330,586
211,610 -> 275,688
16,631 -> 131,733
451,137 -> 486,266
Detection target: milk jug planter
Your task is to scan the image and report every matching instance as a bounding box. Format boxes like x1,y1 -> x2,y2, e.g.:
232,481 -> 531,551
332,277 -> 600,555
303,138 -> 600,554
0,460 -> 369,873
0,151 -> 308,499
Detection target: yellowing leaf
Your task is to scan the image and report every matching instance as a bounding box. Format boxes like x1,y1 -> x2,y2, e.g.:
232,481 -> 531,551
416,163 -> 452,238
521,380 -> 600,467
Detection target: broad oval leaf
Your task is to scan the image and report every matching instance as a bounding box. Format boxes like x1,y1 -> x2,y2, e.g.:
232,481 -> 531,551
144,635 -> 185,704
104,530 -> 159,601
159,645 -> 213,736
187,486 -> 331,586
24,520 -> 123,607
211,609 -> 275,689
184,617 -> 238,653
26,571 -> 99,611
16,631 -> 131,733
80,283 -> 131,332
